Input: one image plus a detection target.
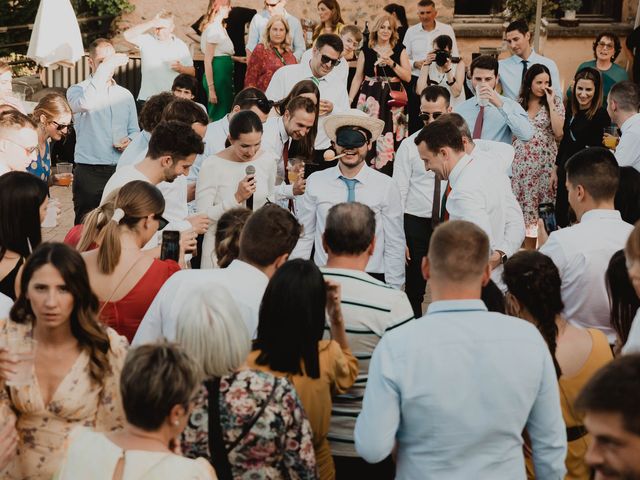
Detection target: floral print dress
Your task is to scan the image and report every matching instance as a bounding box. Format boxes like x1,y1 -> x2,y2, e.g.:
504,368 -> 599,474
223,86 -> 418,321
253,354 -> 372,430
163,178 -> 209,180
0,318 -> 128,480
512,96 -> 565,237
355,43 -> 409,177
181,368 -> 317,479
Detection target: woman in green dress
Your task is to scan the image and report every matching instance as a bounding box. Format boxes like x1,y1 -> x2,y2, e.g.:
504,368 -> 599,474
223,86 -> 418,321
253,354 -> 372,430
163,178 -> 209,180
199,0 -> 235,121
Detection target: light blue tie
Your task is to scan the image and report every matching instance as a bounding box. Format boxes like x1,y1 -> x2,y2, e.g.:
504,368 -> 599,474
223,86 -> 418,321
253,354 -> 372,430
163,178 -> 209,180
339,176 -> 358,202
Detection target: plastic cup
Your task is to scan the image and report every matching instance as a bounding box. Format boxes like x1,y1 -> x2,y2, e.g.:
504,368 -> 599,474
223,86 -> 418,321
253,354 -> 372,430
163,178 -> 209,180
476,84 -> 490,107
3,335 -> 36,387
41,198 -> 59,228
55,163 -> 73,186
603,126 -> 619,149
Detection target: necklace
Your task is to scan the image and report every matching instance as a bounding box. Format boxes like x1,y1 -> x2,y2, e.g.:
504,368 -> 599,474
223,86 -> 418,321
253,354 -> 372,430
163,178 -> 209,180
127,429 -> 170,450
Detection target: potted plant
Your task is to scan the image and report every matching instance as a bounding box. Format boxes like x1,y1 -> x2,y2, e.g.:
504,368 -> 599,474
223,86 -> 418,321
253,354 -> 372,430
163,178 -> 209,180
558,0 -> 583,19
503,0 -> 558,24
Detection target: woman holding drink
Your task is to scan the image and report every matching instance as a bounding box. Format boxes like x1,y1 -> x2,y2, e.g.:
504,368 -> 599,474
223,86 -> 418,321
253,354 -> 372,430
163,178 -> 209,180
0,242 -> 128,479
555,67 -> 610,227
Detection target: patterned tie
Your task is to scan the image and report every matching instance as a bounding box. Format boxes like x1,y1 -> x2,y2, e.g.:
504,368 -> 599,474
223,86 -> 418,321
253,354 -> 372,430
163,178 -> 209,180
472,106 -> 485,140
339,176 -> 358,202
441,182 -> 452,221
521,59 -> 528,82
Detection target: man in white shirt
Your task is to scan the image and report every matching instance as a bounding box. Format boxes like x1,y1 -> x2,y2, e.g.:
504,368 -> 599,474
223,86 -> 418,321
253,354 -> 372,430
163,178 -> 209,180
102,120 -> 203,203
321,202 -> 413,478
499,19 -> 561,101
262,96 -> 317,208
403,0 -> 458,133
539,147 -> 633,343
415,116 -> 525,287
607,81 -> 640,172
133,204 -> 302,344
123,10 -> 194,105
266,34 -> 350,164
0,109 -> 38,176
355,220 -> 567,479
623,226 -> 640,354
246,0 -> 306,60
393,85 -> 450,316
291,110 -> 405,289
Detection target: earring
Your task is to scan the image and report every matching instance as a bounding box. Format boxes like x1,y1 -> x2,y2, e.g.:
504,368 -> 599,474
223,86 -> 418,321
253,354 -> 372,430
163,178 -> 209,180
173,420 -> 179,426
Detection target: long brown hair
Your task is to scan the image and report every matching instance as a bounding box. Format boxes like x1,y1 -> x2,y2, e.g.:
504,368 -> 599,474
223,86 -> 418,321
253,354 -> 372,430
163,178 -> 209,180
10,242 -> 112,385
97,181 -> 165,274
313,0 -> 344,38
570,67 -> 603,120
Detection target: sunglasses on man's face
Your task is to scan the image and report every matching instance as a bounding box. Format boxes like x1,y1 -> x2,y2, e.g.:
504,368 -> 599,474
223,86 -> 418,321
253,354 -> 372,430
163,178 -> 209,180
419,112 -> 444,122
320,54 -> 341,68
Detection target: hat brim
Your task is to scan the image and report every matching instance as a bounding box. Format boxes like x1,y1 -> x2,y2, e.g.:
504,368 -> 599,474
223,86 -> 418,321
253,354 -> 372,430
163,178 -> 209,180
324,114 -> 386,144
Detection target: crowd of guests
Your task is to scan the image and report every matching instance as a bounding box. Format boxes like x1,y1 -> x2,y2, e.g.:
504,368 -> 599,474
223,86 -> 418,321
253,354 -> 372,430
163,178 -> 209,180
1,0 -> 640,478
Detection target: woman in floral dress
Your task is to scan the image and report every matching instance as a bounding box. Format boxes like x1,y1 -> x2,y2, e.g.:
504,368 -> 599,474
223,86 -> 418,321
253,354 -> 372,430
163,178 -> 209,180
178,285 -> 317,479
0,243 -> 127,480
348,13 -> 411,176
512,63 -> 565,249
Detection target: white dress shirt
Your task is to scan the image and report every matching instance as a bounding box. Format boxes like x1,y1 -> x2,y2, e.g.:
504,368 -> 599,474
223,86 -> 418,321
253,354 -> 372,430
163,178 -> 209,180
196,150 -> 277,268
540,209 -> 633,341
392,131 -> 436,218
117,130 -> 150,170
133,260 -> 269,344
266,61 -> 350,150
101,165 -> 150,203
291,163 -> 406,288
499,50 -> 562,101
355,299 -> 567,480
614,113 -> 640,171
622,309 -> 640,354
474,139 -> 515,176
261,116 -> 295,205
403,21 -> 458,77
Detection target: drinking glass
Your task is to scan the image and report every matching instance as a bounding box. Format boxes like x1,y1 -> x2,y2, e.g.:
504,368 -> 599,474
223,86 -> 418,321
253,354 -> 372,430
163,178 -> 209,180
55,162 -> 73,187
287,158 -> 305,184
603,126 -> 620,149
3,334 -> 37,387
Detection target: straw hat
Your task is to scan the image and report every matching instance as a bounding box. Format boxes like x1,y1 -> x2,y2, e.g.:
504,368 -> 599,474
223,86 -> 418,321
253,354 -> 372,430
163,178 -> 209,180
324,109 -> 385,143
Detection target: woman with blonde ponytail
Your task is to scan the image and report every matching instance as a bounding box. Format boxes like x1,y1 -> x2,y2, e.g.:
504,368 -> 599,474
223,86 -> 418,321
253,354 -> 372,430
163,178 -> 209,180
30,93 -> 72,183
82,181 -> 181,342
64,189 -> 118,251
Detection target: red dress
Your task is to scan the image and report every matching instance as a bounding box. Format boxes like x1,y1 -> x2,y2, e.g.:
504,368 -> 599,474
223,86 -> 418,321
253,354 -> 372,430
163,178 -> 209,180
245,43 -> 297,92
64,225 -> 84,249
99,259 -> 180,342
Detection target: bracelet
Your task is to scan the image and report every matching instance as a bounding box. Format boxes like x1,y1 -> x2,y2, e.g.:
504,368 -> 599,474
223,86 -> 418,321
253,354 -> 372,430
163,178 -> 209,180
445,68 -> 452,73
446,79 -> 456,86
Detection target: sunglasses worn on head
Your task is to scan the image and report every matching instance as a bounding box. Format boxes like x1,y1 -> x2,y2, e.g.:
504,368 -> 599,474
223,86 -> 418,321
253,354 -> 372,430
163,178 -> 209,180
244,97 -> 273,113
320,54 -> 341,68
419,112 -> 443,122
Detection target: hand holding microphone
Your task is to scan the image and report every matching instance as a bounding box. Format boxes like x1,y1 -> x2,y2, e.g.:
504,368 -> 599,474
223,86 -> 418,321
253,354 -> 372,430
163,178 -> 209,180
235,165 -> 256,208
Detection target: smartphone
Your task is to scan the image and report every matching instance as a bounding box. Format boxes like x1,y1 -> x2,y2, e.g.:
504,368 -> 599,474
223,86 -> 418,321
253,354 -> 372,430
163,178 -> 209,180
538,203 -> 558,234
160,230 -> 180,262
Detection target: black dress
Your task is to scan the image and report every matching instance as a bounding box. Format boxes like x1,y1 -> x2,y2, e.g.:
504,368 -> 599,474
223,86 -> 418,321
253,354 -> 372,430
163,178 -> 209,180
0,257 -> 23,300
354,43 -> 408,177
555,106 -> 611,226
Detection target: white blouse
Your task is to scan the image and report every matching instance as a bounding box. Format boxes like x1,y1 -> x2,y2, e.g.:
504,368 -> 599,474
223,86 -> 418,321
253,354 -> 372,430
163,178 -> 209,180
200,20 -> 235,57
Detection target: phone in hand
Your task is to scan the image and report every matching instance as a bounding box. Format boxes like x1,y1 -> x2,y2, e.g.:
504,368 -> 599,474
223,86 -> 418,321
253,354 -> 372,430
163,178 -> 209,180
160,230 -> 180,262
538,203 -> 558,234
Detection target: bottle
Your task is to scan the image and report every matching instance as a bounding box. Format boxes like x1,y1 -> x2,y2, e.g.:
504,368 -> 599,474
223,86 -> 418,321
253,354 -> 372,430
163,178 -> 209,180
363,21 -> 369,45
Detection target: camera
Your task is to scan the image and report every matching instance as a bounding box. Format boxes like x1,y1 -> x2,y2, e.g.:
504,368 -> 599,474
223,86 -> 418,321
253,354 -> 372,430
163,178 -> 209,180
434,50 -> 461,67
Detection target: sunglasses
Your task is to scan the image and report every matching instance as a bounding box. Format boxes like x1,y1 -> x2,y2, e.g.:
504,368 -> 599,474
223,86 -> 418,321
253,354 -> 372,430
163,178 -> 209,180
51,120 -> 73,131
153,214 -> 169,230
2,137 -> 38,156
244,97 -> 274,113
419,112 -> 444,122
320,54 -> 341,68
596,41 -> 614,50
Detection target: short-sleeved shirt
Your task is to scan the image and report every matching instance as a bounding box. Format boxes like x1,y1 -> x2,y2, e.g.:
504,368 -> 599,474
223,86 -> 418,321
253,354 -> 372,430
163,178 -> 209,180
134,33 -> 193,101
200,21 -> 235,57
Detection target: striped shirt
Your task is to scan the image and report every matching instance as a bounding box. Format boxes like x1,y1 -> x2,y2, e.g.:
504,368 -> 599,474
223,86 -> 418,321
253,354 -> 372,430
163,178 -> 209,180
321,267 -> 414,457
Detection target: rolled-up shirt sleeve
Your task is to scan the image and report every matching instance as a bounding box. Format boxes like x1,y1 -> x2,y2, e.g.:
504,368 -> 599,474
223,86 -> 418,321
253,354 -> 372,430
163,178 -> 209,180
499,99 -> 533,142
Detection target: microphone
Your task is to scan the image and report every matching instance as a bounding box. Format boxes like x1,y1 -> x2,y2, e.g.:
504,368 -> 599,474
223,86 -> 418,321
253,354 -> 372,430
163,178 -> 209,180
245,165 -> 256,210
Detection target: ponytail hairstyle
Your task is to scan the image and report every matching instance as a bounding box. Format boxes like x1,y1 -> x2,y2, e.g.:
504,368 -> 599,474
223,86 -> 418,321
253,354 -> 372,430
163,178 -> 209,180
11,242 -> 112,386
77,189 -> 119,252
215,207 -> 252,268
97,181 -> 165,274
502,250 -> 563,378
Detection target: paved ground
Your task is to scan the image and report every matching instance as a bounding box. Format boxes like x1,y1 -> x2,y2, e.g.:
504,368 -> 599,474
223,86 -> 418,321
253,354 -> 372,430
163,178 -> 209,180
42,185 -> 75,243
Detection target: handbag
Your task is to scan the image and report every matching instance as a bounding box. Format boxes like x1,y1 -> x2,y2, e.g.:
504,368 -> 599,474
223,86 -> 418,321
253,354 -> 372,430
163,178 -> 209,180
375,63 -> 408,108
206,376 -> 280,480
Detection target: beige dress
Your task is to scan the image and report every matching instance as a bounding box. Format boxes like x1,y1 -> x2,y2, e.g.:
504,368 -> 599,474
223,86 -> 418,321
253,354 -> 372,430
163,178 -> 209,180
0,318 -> 128,480
55,426 -> 216,480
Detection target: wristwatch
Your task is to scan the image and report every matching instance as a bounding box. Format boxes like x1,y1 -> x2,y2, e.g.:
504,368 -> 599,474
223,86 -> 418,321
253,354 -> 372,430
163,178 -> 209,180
498,250 -> 508,265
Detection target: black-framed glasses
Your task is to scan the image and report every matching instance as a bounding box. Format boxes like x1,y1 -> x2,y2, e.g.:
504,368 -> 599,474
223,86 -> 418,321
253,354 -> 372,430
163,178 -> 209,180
320,54 -> 341,67
51,120 -> 73,131
2,137 -> 38,156
419,112 -> 444,122
153,214 -> 169,230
